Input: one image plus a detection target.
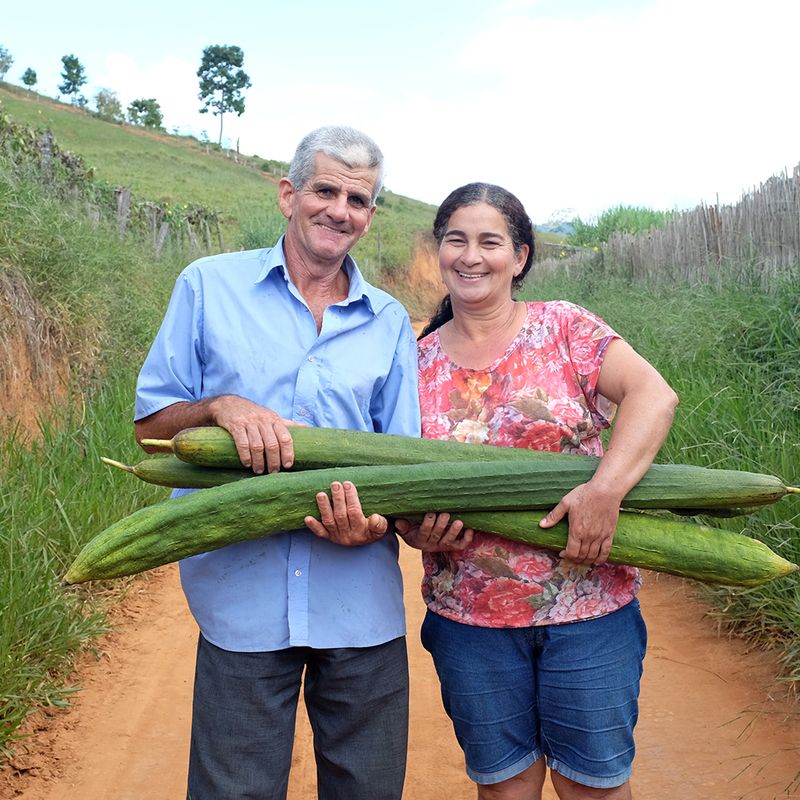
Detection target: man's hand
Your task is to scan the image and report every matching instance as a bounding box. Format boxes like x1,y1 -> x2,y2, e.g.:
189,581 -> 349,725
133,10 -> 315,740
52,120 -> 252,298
305,481 -> 390,546
210,395 -> 300,474
538,481 -> 622,565
394,514 -> 474,552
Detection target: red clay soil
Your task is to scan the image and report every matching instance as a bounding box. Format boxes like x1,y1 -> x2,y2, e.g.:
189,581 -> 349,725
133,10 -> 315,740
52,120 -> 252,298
1,548 -> 798,800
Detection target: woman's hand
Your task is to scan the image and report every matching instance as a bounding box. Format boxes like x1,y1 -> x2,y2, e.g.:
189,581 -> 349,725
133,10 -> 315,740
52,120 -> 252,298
304,481 -> 390,546
395,513 -> 474,552
538,481 -> 622,565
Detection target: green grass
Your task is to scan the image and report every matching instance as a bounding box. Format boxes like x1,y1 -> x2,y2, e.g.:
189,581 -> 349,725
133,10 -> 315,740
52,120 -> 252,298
0,154 -> 178,364
0,140 -> 181,752
0,84 -> 274,213
0,371 -> 169,753
568,204 -> 674,246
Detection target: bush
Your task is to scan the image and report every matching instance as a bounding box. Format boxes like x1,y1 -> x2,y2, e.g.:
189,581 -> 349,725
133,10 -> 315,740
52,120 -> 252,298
94,89 -> 124,124
569,205 -> 673,246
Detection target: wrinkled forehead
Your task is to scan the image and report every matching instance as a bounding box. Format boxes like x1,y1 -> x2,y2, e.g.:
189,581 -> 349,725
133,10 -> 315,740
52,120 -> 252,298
309,153 -> 380,199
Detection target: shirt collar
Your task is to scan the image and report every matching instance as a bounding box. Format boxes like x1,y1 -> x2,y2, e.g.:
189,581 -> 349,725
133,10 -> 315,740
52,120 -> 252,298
255,235 -> 388,316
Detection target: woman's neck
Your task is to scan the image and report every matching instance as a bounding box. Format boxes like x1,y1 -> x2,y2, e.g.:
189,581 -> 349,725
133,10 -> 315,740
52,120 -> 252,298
448,298 -> 523,341
439,299 -> 526,369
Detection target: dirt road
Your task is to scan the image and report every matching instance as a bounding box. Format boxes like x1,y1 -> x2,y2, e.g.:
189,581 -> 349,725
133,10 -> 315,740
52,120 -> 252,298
2,548 -> 798,800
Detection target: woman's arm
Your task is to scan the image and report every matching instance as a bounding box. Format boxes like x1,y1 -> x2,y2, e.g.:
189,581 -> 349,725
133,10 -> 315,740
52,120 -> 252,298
539,338 -> 679,565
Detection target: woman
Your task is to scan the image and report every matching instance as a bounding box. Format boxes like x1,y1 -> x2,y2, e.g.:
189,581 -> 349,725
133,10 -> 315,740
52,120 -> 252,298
309,183 -> 678,799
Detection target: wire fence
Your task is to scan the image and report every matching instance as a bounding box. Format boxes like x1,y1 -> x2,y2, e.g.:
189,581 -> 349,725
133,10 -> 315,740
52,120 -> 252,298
0,108 -> 223,259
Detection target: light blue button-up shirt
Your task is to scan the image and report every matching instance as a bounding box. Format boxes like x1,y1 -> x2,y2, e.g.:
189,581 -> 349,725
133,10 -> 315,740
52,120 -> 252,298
135,239 -> 421,652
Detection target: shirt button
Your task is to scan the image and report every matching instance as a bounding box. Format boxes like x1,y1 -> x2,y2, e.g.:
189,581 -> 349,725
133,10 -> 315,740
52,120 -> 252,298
307,355 -> 314,362
294,569 -> 302,577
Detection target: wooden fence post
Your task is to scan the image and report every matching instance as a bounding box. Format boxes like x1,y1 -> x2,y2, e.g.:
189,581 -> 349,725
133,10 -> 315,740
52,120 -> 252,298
115,188 -> 131,237
154,221 -> 170,259
39,129 -> 53,184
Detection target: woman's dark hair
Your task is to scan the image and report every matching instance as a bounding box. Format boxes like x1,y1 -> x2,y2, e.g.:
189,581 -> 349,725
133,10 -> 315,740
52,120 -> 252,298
419,183 -> 535,339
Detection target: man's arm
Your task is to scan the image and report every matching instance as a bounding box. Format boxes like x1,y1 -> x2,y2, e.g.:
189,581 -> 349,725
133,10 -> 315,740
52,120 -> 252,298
135,265 -> 300,475
135,394 -> 298,474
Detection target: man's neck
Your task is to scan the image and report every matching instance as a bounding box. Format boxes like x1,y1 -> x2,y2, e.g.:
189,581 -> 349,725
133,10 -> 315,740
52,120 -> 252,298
282,236 -> 350,331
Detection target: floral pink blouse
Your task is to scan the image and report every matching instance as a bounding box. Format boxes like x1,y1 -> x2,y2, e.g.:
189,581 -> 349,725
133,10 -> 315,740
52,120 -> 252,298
418,301 -> 642,628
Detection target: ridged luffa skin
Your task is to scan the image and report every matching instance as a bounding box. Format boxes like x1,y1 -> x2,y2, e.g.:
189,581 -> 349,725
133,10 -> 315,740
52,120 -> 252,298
66,459 -> 798,586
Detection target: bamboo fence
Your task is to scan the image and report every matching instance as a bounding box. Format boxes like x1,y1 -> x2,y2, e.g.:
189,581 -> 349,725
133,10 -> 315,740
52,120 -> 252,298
603,165 -> 800,288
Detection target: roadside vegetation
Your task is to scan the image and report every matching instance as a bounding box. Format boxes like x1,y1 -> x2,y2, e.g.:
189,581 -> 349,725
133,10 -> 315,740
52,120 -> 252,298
0,117 -> 181,753
524,262 -> 799,691
0,86 -> 797,757
567,204 -> 673,246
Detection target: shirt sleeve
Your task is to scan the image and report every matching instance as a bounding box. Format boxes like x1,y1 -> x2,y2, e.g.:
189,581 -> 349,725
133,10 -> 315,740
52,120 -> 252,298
134,268 -> 204,421
562,302 -> 620,431
369,310 -> 421,437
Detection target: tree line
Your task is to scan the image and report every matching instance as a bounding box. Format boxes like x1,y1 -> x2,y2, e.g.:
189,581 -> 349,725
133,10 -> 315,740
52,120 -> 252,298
0,43 -> 250,145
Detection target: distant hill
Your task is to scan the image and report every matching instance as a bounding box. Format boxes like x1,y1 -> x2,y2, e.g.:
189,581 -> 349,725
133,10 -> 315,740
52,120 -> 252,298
535,222 -> 576,236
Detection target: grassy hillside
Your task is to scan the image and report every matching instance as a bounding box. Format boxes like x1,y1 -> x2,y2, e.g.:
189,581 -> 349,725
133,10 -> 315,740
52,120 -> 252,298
0,85 -> 275,226
0,84 -> 438,311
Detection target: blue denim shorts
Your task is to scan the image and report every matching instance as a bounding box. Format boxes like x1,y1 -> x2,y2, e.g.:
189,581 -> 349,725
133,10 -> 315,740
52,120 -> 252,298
421,599 -> 647,789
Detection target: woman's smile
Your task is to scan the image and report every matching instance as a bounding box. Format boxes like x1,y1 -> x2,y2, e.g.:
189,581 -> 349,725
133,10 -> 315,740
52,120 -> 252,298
455,270 -> 489,280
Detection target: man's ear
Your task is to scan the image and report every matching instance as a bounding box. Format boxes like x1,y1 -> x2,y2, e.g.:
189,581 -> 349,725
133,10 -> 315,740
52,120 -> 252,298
277,177 -> 295,220
360,204 -> 378,239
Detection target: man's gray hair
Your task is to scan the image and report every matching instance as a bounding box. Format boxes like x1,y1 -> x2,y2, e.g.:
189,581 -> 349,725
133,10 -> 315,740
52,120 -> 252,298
287,126 -> 385,205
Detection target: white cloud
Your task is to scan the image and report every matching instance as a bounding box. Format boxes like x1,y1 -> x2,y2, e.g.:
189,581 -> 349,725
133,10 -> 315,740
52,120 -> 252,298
235,82 -> 382,162
94,52 -> 199,128
415,0 -> 800,219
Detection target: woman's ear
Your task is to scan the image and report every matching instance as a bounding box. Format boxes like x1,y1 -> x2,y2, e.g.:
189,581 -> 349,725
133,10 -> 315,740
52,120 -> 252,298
514,244 -> 530,276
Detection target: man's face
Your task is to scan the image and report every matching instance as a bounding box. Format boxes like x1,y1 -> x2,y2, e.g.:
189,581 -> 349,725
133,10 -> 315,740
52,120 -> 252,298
279,153 -> 378,269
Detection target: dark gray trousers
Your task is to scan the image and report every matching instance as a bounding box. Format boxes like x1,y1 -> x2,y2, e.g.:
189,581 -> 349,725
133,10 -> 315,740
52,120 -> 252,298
187,634 -> 409,800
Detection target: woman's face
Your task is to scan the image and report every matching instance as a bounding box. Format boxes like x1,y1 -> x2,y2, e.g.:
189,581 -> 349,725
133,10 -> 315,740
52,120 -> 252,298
438,203 -> 528,310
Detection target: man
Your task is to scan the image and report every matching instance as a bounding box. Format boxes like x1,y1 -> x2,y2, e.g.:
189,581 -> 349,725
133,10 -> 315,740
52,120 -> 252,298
134,126 -> 420,800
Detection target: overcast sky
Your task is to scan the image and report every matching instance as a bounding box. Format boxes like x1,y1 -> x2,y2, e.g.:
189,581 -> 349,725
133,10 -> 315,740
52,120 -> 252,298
2,0 -> 798,224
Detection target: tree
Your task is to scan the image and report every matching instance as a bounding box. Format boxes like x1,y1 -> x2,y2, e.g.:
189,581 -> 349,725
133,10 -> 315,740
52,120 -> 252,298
127,98 -> 163,128
21,67 -> 37,89
59,54 -> 87,105
0,45 -> 13,80
94,88 -> 124,123
197,44 -> 251,146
